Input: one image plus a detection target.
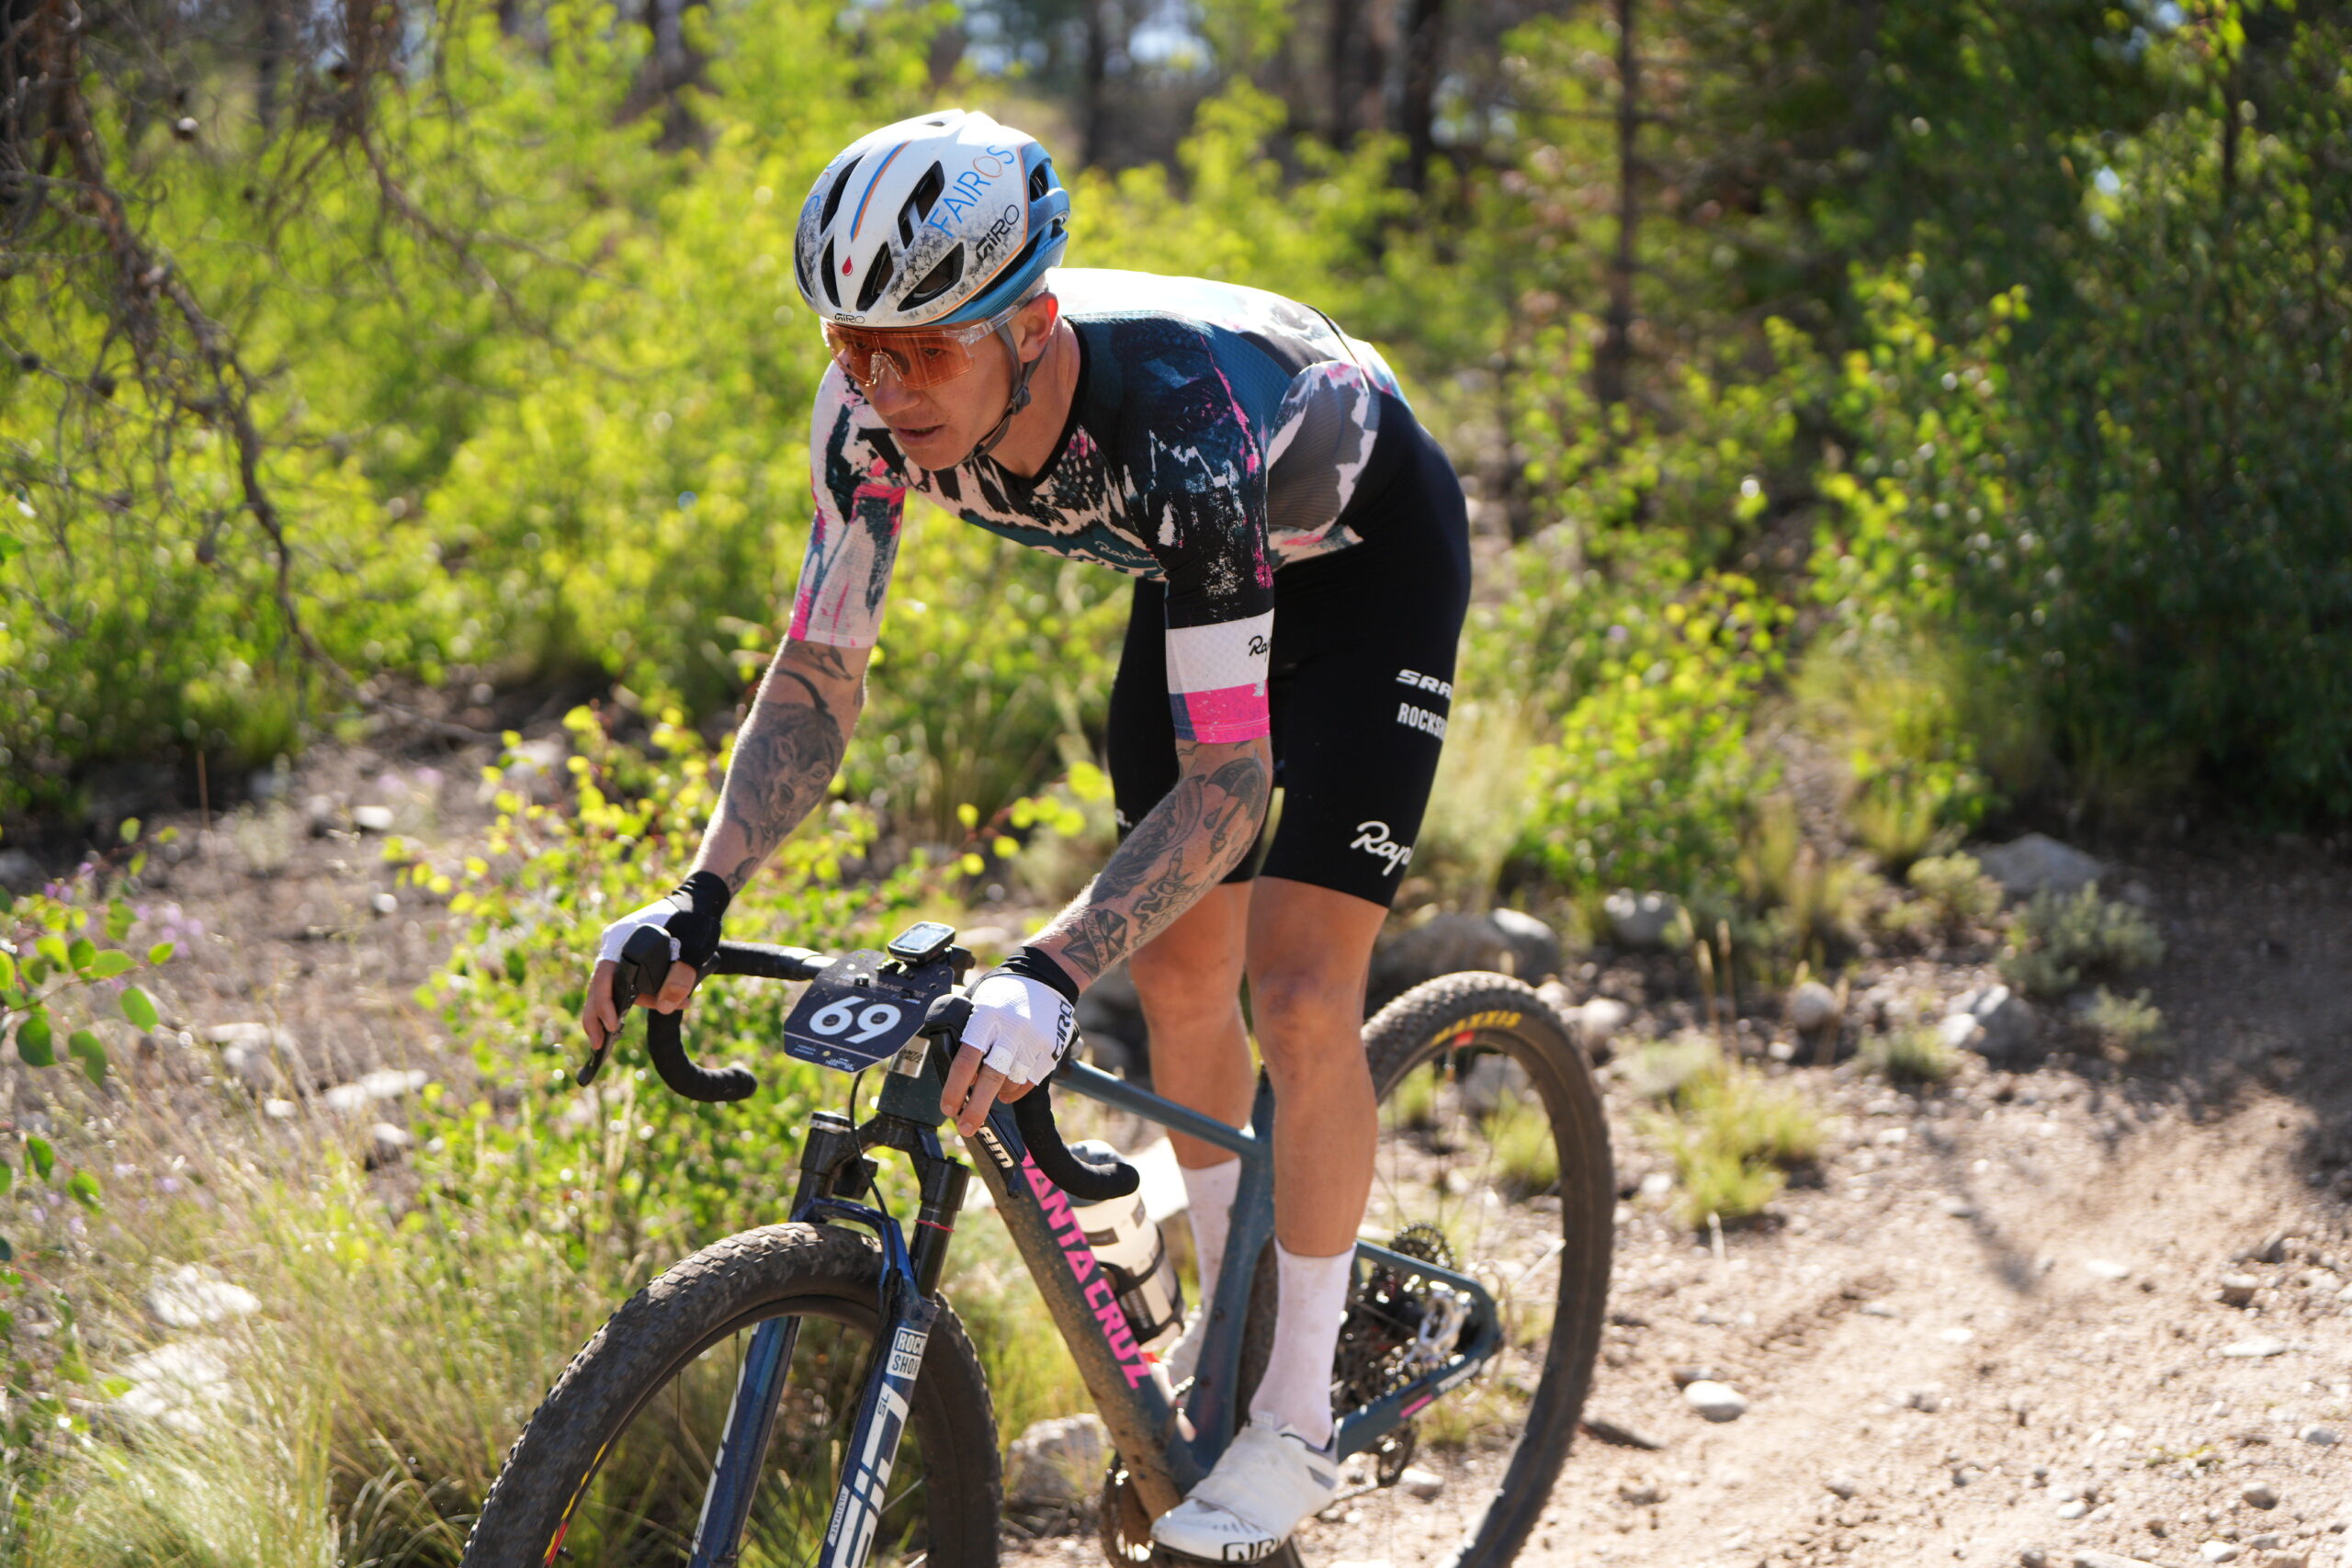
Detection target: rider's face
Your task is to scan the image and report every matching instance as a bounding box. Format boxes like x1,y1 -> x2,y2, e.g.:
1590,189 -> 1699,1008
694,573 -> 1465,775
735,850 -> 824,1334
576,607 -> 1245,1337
856,294 -> 1058,469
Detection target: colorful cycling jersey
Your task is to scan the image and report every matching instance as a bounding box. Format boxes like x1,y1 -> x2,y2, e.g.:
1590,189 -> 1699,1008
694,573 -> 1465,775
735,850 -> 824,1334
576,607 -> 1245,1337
790,267 -> 1406,743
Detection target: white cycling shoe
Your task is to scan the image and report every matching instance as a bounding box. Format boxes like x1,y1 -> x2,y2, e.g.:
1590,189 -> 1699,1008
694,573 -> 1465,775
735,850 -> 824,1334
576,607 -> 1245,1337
1149,1412 -> 1339,1563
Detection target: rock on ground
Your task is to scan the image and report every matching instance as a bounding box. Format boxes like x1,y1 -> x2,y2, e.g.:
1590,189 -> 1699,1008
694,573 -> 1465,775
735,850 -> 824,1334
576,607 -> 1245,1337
1944,984 -> 2042,1064
146,1264 -> 261,1328
1976,832 -> 2106,898
1005,1414 -> 1111,1508
1368,908 -> 1562,1008
1788,979 -> 1840,1033
1681,1380 -> 1747,1422
1602,890 -> 1682,949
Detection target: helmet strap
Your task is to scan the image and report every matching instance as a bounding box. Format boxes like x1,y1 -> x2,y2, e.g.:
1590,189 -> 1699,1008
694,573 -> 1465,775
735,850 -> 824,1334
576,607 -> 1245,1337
969,319 -> 1045,461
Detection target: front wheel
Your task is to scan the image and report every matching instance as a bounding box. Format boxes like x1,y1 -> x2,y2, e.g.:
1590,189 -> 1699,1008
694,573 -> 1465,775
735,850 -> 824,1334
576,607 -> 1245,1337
1284,971 -> 1614,1568
462,1222 -> 1001,1568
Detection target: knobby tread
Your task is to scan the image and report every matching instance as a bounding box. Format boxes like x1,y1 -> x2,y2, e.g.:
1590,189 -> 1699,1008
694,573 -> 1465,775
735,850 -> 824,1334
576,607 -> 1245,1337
461,1220 -> 1001,1568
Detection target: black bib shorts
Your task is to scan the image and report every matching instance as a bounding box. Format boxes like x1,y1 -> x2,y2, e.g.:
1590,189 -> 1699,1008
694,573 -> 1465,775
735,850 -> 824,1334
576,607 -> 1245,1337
1104,397 -> 1472,908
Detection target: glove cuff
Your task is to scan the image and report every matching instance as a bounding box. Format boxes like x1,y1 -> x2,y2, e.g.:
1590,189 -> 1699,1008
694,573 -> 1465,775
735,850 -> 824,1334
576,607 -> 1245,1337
674,869 -> 733,921
1001,944 -> 1082,1004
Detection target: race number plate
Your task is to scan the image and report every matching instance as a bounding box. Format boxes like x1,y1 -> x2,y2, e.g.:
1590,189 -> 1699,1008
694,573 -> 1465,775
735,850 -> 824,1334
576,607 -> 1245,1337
782,951 -> 952,1074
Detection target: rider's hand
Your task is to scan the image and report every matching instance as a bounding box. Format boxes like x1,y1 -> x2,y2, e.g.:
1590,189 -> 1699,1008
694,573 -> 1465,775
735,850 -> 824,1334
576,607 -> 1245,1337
581,871 -> 733,1053
941,948 -> 1081,1136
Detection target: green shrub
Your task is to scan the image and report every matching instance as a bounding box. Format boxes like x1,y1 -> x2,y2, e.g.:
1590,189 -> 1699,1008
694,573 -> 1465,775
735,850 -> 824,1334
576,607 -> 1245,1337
1484,1094 -> 1563,1199
1636,1044 -> 1821,1228
1793,634 -> 1990,871
1860,1024 -> 1959,1085
1510,574 -> 1788,903
1998,885 -> 2165,999
2083,987 -> 2168,1060
1733,797 -> 1883,973
1618,1032 -> 1721,1101
17,721 -> 1097,1562
1881,852 -> 2004,944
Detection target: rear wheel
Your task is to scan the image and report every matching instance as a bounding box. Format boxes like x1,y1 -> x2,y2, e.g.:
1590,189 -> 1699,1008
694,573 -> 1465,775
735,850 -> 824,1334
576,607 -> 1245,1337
1283,971 -> 1613,1568
462,1222 -> 1001,1568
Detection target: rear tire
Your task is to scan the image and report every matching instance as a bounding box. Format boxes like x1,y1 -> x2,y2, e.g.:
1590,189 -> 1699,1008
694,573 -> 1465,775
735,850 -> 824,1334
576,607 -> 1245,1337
462,1222 -> 1001,1568
1257,971 -> 1613,1568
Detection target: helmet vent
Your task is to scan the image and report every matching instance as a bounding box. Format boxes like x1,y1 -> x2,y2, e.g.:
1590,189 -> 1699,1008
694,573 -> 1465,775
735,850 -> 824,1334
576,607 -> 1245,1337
855,247 -> 896,312
819,156 -> 862,231
820,239 -> 842,310
900,243 -> 967,310
1028,163 -> 1051,202
899,164 -> 945,246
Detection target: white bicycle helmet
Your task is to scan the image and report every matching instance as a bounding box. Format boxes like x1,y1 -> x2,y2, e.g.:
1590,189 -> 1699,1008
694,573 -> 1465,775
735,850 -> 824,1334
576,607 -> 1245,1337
794,109 -> 1071,330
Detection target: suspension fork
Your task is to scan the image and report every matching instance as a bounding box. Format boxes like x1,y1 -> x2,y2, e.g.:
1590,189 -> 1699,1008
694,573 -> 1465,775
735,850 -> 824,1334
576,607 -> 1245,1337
689,1098 -> 970,1568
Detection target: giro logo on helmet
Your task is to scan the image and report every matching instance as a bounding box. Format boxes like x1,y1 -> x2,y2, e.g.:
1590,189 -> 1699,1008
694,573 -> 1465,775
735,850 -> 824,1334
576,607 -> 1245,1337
977,205 -> 1022,264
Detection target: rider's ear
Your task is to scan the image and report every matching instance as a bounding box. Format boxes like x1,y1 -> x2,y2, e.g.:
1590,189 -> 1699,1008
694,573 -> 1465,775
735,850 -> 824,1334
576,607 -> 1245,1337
1014,291 -> 1060,364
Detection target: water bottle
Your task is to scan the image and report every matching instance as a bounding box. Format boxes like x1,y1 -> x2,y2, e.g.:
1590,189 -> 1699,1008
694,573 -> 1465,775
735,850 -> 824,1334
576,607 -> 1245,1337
1068,1140 -> 1185,1348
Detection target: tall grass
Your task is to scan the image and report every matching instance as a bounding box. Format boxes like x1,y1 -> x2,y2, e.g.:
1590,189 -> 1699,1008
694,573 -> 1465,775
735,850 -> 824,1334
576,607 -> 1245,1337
1418,698 -> 1544,908
19,1072 -> 1087,1565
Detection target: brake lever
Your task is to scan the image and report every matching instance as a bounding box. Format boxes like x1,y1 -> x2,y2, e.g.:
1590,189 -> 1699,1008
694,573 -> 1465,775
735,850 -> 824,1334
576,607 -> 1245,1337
577,925 -> 689,1089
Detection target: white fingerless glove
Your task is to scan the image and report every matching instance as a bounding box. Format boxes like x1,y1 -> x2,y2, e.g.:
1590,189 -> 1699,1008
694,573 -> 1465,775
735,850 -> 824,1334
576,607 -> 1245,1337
596,871 -> 731,968
961,949 -> 1081,1088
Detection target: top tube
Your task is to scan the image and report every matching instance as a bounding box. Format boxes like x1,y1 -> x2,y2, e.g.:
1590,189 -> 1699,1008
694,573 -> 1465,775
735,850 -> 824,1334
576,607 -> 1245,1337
1054,1057 -> 1263,1162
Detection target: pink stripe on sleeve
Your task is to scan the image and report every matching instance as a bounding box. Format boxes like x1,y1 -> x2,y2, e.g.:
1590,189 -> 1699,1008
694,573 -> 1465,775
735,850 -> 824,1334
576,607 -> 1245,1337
1180,683 -> 1270,743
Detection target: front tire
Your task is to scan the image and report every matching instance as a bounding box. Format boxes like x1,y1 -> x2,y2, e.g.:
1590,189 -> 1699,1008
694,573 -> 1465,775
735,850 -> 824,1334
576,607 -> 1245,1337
462,1222 -> 1001,1568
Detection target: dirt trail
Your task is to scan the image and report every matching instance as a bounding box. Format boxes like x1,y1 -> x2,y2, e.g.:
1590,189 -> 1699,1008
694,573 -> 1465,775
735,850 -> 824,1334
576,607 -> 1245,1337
1526,843 -> 2352,1568
35,747 -> 2351,1568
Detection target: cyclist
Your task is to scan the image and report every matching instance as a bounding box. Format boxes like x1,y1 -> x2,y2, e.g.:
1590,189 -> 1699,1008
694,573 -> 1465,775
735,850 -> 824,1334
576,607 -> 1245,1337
580,108 -> 1469,1563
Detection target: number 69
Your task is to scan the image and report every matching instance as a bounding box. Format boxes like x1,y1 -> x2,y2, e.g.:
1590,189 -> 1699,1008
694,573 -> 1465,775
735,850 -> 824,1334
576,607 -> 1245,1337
808,998 -> 903,1043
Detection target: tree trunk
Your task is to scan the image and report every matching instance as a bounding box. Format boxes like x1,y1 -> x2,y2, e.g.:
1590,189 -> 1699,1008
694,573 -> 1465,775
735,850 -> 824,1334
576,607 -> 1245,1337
256,0 -> 288,132
624,0 -> 706,148
1326,0 -> 1363,142
1081,0 -> 1112,167
1398,0 -> 1447,188
1596,0 -> 1639,411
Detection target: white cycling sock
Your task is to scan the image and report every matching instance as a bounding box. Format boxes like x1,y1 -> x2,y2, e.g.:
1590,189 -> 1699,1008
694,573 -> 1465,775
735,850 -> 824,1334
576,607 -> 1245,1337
1181,1157 -> 1241,1308
1247,1242 -> 1352,1449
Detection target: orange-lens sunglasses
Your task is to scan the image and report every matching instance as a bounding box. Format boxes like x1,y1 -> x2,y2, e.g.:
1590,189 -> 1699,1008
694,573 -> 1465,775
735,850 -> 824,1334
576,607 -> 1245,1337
823,315 -> 1008,392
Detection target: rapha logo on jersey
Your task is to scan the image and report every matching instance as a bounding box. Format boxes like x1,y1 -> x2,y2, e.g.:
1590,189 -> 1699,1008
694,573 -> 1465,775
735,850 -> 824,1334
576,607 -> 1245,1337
1351,820 -> 1413,875
1247,634 -> 1271,656
976,203 -> 1021,264
1396,667 -> 1453,700
1396,702 -> 1448,739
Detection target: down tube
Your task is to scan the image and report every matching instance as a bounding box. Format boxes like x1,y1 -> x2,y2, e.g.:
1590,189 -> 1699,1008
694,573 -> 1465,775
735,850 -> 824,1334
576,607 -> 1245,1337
960,1106 -> 1198,1517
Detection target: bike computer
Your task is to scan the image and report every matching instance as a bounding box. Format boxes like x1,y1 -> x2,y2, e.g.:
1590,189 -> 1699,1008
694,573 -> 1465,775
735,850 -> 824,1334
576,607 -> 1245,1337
885,919 -> 956,966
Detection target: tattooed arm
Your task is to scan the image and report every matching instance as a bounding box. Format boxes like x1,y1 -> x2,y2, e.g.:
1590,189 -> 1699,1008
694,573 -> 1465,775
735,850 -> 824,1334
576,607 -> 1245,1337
691,637 -> 868,895
580,637 -> 868,1049
1030,736 -> 1273,987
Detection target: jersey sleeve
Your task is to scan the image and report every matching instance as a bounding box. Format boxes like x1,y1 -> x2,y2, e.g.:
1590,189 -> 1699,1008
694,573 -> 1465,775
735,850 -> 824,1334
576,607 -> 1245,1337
1125,331 -> 1279,745
790,367 -> 907,649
